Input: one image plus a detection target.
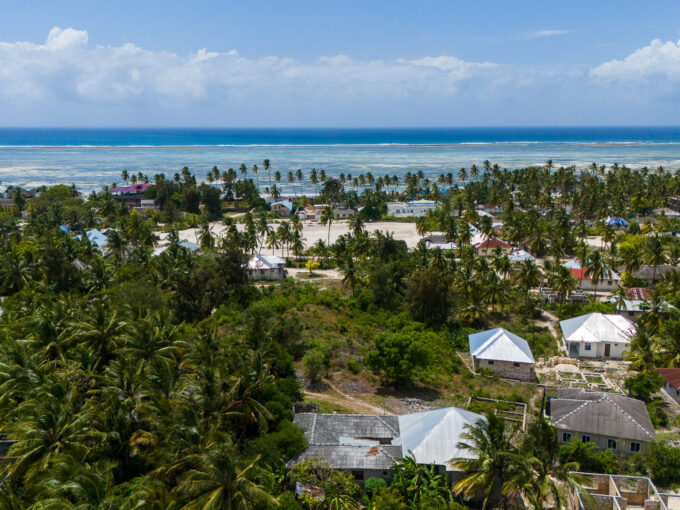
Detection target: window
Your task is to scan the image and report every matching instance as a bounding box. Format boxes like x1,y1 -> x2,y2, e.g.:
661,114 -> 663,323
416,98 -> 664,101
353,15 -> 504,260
513,362 -> 520,367
607,280 -> 613,286
630,442 -> 641,453
607,439 -> 617,450
351,470 -> 364,481
562,432 -> 572,443
584,344 -> 591,351
581,435 -> 591,443
487,360 -> 495,365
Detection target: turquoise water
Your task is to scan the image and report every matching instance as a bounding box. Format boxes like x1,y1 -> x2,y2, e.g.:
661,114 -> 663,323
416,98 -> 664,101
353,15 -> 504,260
1,127 -> 680,191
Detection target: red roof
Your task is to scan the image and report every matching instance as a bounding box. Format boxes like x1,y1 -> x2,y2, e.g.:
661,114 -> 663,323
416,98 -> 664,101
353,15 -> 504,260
570,267 -> 619,281
474,237 -> 511,250
111,183 -> 149,193
626,287 -> 653,301
656,368 -> 680,390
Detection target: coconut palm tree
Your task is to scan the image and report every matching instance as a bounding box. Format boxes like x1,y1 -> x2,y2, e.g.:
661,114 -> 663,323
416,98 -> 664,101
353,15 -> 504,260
451,413 -> 517,510
549,265 -> 577,312
624,325 -> 658,372
515,260 -> 542,322
644,235 -> 667,286
584,250 -> 609,299
320,206 -> 334,245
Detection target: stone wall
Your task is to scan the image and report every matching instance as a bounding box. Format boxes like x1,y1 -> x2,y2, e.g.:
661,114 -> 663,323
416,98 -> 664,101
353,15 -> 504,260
473,357 -> 534,381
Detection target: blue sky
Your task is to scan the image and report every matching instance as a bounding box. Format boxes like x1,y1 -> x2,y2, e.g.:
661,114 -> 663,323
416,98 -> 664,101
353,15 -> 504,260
1,0 -> 680,126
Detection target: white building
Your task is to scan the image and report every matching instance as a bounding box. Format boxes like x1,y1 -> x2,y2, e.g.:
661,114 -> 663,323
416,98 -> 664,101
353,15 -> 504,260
468,328 -> 536,381
386,200 -> 438,217
560,313 -> 635,359
247,254 -> 287,281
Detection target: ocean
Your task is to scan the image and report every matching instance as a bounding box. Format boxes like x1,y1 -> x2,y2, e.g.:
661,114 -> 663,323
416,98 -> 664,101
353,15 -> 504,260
1,127 -> 680,192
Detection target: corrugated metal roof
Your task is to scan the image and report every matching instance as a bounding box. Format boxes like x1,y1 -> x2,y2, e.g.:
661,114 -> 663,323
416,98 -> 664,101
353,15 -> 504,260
559,313 -> 635,344
656,368 -> 680,390
550,388 -> 655,442
395,408 -> 484,470
468,328 -> 535,364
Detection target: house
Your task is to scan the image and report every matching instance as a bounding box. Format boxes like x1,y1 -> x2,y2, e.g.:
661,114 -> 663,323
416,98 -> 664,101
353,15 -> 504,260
539,286 -> 588,305
476,203 -> 505,215
333,207 -> 356,220
151,240 -> 200,257
75,228 -> 110,248
609,287 -> 655,319
508,249 -> 534,262
632,265 -> 676,287
468,328 -> 536,381
472,237 -> 512,256
570,267 -> 621,292
111,183 -> 150,207
271,201 -> 293,217
302,204 -> 327,221
288,407 -> 484,484
247,254 -> 287,281
560,313 -> 635,359
133,199 -> 158,215
421,234 -> 457,250
548,388 -> 655,454
656,368 -> 680,404
562,259 -> 582,270
386,200 -> 437,218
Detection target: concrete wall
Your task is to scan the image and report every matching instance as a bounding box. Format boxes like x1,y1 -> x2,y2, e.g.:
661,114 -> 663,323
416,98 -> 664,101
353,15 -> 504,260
566,340 -> 629,360
249,267 -> 286,281
577,278 -> 620,292
386,203 -> 436,217
473,357 -> 534,381
558,430 -> 647,455
663,382 -> 680,403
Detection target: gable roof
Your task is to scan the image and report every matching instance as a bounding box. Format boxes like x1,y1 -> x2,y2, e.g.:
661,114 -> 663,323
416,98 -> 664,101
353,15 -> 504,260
271,201 -> 293,210
550,388 -> 655,442
473,237 -> 511,250
656,368 -> 680,390
468,328 -> 535,364
508,249 -> 534,262
395,407 -> 485,469
248,254 -> 286,269
111,183 -> 149,193
632,265 -> 676,280
559,313 -> 635,344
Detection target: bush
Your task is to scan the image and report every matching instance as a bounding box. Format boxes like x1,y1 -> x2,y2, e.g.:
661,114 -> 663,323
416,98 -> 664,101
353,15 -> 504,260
364,331 -> 429,388
301,348 -> 327,384
624,371 -> 665,402
559,439 -> 619,473
364,477 -> 387,495
644,440 -> 680,486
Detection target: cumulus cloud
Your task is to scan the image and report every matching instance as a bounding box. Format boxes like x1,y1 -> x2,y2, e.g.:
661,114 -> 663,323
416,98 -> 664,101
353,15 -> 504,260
591,38 -> 680,83
0,26 -> 504,107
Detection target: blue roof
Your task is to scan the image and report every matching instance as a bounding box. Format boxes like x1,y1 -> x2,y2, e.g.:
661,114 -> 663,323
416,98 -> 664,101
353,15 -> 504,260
607,216 -> 629,227
75,228 -> 109,248
271,201 -> 293,210
59,225 -> 70,233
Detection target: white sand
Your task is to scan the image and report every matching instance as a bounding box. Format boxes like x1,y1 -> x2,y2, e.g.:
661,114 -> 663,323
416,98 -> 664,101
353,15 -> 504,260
162,219 -> 423,255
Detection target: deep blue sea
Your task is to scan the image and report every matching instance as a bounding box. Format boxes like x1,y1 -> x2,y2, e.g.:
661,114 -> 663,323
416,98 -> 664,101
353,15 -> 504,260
1,127 -> 680,192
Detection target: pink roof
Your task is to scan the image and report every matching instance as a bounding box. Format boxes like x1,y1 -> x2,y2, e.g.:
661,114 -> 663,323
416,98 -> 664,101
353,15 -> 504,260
111,183 -> 149,193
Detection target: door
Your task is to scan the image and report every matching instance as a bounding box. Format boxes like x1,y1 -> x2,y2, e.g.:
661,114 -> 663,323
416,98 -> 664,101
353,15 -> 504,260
604,344 -> 611,357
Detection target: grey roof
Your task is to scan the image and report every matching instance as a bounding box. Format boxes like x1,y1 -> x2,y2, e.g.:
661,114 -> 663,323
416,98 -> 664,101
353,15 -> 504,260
290,407 -> 482,472
289,413 -> 401,471
632,265 -> 676,280
468,328 -> 535,364
550,388 -> 655,442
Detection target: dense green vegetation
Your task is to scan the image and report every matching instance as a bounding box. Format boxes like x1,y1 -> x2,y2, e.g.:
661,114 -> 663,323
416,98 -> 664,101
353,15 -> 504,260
2,159 -> 680,507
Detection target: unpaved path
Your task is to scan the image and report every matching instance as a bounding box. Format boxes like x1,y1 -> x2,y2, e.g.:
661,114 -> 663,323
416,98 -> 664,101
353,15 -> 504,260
303,381 -> 394,415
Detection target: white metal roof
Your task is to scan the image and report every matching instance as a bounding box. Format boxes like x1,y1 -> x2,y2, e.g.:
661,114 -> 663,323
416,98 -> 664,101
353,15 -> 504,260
395,407 -> 485,469
468,327 -> 536,364
559,313 -> 635,344
247,254 -> 286,269
562,259 -> 582,269
508,249 -> 535,262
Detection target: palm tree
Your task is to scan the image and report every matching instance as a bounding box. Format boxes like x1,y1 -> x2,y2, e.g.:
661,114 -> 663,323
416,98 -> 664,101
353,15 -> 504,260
263,159 -> 272,198
624,325 -> 658,372
515,260 -> 542,322
348,213 -> 364,237
339,256 -> 361,292
320,206 -> 334,245
68,300 -> 129,364
121,169 -> 129,183
451,413 -> 517,509
585,250 -> 609,299
645,235 -> 667,286
172,442 -> 278,510
549,265 -> 577,312
251,164 -> 259,194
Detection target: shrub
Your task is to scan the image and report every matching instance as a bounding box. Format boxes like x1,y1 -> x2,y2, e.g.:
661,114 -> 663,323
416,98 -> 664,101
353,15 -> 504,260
624,371 -> 665,402
364,477 -> 387,495
364,331 -> 429,388
301,348 -> 327,384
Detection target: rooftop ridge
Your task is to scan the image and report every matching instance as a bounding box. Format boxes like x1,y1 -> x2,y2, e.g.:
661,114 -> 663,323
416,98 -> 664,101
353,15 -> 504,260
603,394 -> 655,439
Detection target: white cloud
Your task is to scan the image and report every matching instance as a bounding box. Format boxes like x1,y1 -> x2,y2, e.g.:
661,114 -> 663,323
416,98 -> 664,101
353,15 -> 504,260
523,30 -> 570,39
0,27 -> 503,107
591,38 -> 680,83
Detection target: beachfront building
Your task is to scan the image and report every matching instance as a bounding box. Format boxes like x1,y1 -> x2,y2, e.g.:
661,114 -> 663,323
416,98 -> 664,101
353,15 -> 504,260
548,388 -> 655,454
247,254 -> 287,281
559,312 -> 635,359
570,267 -> 621,293
133,199 -> 157,215
656,368 -> 680,404
111,183 -> 150,207
468,328 -> 536,381
301,204 -> 356,221
288,407 -> 484,484
386,200 -> 438,218
271,201 -> 293,217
